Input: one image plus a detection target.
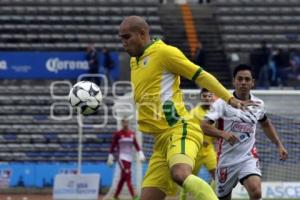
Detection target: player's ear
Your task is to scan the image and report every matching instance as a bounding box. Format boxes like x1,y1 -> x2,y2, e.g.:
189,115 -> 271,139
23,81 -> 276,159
232,77 -> 235,88
139,28 -> 147,38
252,78 -> 256,88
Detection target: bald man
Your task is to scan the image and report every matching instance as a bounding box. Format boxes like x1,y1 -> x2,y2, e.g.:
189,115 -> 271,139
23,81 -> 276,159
118,16 -> 248,200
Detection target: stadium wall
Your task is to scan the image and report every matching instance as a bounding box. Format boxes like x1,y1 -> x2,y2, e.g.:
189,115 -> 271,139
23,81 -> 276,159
0,162 -> 212,188
0,162 -> 114,188
0,52 -> 120,80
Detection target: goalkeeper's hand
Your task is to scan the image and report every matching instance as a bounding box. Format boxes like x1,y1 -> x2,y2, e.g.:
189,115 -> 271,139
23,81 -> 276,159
107,153 -> 114,166
138,151 -> 145,162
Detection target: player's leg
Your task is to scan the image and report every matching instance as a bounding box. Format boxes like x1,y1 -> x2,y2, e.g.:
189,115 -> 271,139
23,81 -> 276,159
141,144 -> 171,200
170,155 -> 217,200
179,155 -> 203,200
241,175 -> 262,200
114,172 -> 126,199
114,173 -> 125,199
216,164 -> 241,200
208,168 -> 217,191
239,158 -> 262,200
219,192 -> 232,200
122,160 -> 137,198
168,122 -> 218,200
203,148 -> 217,190
114,161 -> 126,199
140,187 -> 166,200
205,151 -> 217,180
179,188 -> 188,200
172,161 -> 190,200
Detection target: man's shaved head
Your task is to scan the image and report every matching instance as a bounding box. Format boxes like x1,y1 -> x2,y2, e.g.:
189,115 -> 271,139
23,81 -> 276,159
120,16 -> 149,33
119,16 -> 151,57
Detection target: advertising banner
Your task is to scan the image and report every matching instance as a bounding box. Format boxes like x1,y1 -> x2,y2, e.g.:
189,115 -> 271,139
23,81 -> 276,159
0,168 -> 12,189
233,182 -> 300,199
53,173 -> 100,200
0,52 -> 119,79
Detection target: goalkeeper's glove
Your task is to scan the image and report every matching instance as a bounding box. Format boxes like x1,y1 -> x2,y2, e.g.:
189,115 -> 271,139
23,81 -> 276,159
107,153 -> 114,166
138,151 -> 145,162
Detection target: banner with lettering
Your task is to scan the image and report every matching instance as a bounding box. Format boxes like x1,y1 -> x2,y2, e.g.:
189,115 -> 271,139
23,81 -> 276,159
0,51 -> 119,79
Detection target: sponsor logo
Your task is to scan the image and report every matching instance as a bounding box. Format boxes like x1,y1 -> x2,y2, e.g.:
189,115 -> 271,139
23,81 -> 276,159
0,60 -> 7,70
233,182 -> 300,198
252,147 -> 259,158
53,174 -> 100,198
54,181 -> 96,195
59,168 -> 77,174
143,56 -> 149,67
67,180 -> 75,188
11,65 -> 31,72
219,167 -> 227,183
266,184 -> 300,198
231,122 -> 254,134
46,58 -> 89,73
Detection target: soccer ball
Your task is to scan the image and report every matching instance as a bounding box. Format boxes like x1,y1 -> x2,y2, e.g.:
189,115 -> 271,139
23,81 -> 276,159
68,81 -> 103,115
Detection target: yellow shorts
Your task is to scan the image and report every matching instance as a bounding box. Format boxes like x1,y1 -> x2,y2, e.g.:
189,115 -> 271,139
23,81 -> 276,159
193,146 -> 217,174
142,120 -> 203,196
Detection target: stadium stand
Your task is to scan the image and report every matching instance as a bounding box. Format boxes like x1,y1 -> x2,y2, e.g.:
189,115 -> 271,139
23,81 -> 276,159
191,5 -> 232,87
213,0 -> 300,52
158,4 -> 189,56
1,1 -> 300,199
0,0 -> 163,50
0,80 -> 132,162
159,3 -> 232,88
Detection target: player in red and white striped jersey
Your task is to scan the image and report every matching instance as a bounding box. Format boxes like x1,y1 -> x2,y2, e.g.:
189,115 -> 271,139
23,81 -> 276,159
201,64 -> 288,200
107,118 -> 145,200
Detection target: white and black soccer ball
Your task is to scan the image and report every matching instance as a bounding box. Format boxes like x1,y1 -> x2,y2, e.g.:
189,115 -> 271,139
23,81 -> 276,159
68,81 -> 103,115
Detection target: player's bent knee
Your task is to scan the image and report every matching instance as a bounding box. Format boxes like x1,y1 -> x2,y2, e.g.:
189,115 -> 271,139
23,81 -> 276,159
170,164 -> 192,185
169,154 -> 194,185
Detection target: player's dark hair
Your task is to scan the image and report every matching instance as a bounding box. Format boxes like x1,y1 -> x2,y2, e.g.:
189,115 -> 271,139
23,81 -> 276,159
233,64 -> 253,78
200,88 -> 209,94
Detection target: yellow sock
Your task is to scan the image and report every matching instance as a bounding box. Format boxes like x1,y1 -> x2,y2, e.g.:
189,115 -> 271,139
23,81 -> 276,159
179,188 -> 188,200
210,179 -> 216,192
182,174 -> 218,200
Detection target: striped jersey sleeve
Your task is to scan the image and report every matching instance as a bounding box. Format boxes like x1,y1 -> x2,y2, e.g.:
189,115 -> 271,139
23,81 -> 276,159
160,45 -> 202,81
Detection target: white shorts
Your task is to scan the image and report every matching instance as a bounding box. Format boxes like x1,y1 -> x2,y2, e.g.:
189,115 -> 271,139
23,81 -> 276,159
216,158 -> 261,198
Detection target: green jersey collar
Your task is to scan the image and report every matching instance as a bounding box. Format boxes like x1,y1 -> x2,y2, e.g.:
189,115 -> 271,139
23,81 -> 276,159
136,38 -> 159,62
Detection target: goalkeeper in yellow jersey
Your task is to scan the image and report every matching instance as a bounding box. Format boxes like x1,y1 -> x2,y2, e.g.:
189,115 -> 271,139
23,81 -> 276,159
180,88 -> 217,200
118,16 -> 252,200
